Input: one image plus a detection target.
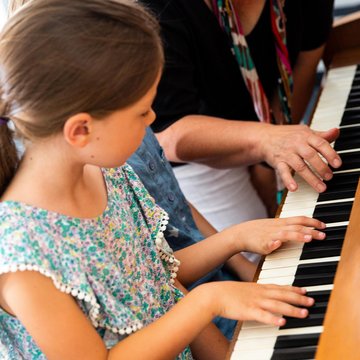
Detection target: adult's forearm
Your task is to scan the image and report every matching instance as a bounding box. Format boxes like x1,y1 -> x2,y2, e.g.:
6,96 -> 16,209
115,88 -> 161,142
156,115 -> 270,168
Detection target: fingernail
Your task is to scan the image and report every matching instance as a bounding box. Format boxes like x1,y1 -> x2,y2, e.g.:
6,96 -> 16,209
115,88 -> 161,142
307,297 -> 315,306
300,309 -> 309,317
277,318 -> 286,326
324,172 -> 332,181
289,183 -> 297,192
304,235 -> 312,241
317,183 -> 326,192
321,222 -> 326,228
301,287 -> 307,294
333,158 -> 342,167
319,232 -> 326,239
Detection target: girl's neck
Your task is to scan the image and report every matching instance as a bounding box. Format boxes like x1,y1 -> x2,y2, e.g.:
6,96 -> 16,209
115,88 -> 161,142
2,141 -> 108,219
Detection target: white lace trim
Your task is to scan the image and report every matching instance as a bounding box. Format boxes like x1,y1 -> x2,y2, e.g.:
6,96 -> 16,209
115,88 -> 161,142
154,210 -> 181,285
0,264 -> 143,336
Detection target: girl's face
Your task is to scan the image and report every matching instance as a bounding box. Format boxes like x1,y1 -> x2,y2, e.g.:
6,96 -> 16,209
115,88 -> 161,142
87,73 -> 160,168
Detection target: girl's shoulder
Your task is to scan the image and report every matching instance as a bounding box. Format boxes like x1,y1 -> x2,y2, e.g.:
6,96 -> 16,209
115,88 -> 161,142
0,200 -> 90,289
103,163 -> 154,203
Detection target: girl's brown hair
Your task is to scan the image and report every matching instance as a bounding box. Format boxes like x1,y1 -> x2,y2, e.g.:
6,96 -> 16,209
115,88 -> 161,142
0,0 -> 163,195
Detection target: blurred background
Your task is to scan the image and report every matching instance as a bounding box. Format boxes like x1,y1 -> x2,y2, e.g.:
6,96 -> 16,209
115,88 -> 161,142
1,0 -> 360,28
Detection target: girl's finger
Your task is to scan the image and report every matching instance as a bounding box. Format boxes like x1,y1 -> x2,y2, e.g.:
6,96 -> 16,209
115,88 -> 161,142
274,229 -> 313,243
261,299 -> 309,319
264,286 -> 315,307
284,216 -> 326,229
250,308 -> 286,327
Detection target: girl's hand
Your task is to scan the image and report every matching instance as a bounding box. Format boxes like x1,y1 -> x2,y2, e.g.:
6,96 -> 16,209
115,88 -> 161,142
227,216 -> 326,255
203,281 -> 314,327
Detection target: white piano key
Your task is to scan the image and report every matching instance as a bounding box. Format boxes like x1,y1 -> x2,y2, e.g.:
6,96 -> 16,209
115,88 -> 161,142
281,200 -> 319,211
266,248 -> 303,260
334,168 -> 360,175
276,241 -> 303,251
236,325 -> 323,342
259,256 -> 340,280
231,348 -> 275,360
259,266 -> 298,279
261,256 -> 303,270
326,221 -> 349,228
234,336 -> 277,351
236,326 -> 281,339
299,256 -> 340,265
316,198 -> 355,206
261,254 -> 339,271
279,209 -> 314,217
234,325 -> 325,355
338,148 -> 360,154
241,322 -> 276,330
278,326 -> 324,337
305,284 -> 333,292
257,276 -> 294,285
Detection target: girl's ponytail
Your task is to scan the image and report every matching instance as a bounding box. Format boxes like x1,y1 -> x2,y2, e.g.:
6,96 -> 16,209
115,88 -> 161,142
0,103 -> 18,195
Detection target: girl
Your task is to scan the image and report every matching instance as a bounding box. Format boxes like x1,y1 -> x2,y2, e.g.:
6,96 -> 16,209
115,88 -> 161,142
0,1 -> 326,359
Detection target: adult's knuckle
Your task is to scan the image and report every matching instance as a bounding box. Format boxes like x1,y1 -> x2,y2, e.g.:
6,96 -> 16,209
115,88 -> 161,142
293,160 -> 308,173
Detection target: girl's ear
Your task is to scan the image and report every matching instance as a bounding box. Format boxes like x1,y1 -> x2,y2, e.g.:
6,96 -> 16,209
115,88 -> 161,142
63,113 -> 93,148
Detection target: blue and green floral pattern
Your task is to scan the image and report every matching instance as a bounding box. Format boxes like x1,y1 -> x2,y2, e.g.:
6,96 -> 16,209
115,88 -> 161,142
0,164 -> 192,359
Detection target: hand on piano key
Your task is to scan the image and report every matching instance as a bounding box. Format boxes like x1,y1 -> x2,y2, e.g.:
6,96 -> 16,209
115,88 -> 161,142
261,125 -> 342,193
206,282 -> 314,327
228,216 -> 326,255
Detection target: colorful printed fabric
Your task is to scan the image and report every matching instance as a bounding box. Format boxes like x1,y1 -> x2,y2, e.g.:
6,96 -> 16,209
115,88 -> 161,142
212,0 -> 293,124
0,164 -> 193,360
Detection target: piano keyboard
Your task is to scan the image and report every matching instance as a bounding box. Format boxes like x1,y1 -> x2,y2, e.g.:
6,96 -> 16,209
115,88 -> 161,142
230,64 -> 360,360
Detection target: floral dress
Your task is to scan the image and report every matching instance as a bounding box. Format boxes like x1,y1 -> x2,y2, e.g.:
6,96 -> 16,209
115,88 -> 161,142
0,164 -> 193,360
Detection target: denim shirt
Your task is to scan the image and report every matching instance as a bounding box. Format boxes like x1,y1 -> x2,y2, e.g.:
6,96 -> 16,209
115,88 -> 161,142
129,128 -> 204,251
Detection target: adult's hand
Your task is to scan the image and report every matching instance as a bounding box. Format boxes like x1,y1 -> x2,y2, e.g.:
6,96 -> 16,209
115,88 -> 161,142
260,125 -> 341,192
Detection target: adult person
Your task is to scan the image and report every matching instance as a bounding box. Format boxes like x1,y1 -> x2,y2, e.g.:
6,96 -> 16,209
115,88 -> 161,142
141,0 -> 340,231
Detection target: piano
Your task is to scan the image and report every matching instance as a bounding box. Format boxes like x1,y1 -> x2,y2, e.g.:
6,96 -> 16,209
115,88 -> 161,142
228,11 -> 360,360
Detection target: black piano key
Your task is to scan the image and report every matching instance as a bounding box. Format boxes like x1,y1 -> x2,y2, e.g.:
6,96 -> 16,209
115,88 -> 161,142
304,238 -> 343,250
330,151 -> 360,171
319,171 -> 359,202
352,77 -> 360,87
281,312 -> 325,329
282,298 -> 330,329
271,345 -> 317,360
306,290 -> 331,303
293,272 -> 335,287
300,244 -> 342,260
347,90 -> 360,101
312,201 -> 353,223
281,297 -> 329,330
334,126 -> 360,151
345,97 -> 360,108
296,261 -> 338,275
293,261 -> 338,287
340,111 -> 360,126
308,301 -> 329,314
274,333 -> 320,349
322,171 -> 360,191
320,225 -> 347,240
318,187 -> 356,202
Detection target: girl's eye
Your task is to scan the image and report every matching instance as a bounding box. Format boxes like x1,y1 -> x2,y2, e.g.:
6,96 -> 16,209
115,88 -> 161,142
141,110 -> 150,117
